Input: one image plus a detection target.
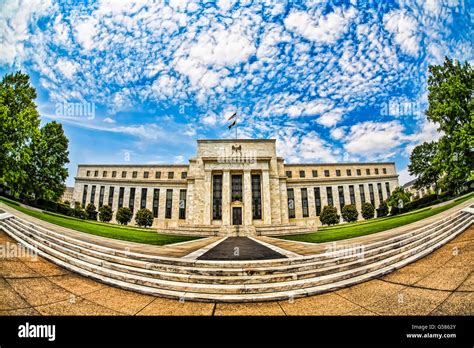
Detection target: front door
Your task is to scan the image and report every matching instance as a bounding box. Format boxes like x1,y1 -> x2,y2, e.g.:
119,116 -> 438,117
232,207 -> 242,225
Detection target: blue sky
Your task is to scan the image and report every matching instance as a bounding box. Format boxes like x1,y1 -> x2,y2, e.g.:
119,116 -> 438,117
1,0 -> 472,187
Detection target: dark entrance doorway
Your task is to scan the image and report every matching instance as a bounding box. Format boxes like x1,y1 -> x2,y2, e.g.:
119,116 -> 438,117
232,207 -> 242,225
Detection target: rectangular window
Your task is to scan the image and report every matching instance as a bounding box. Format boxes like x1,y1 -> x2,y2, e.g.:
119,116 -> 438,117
287,188 -> 295,218
103,171 -> 107,177
90,185 -> 96,204
129,188 -> 136,212
94,170 -> 98,177
375,168 -> 379,175
336,170 -> 341,177
98,186 -> 105,207
112,171 -> 117,178
324,170 -> 330,177
301,188 -> 309,218
168,172 -> 174,179
366,169 -> 370,175
326,187 -> 333,206
143,171 -> 149,179
212,175 -> 222,220
346,169 -> 352,176
155,171 -> 161,179
140,188 -> 147,209
377,183 -> 383,203
338,186 -> 345,211
349,185 -> 355,205
165,189 -> 173,218
385,182 -> 391,198
132,171 -> 137,178
312,170 -> 318,177
231,175 -> 243,202
86,170 -> 90,177
286,171 -> 292,178
179,189 -> 186,219
359,184 -> 366,204
82,185 -> 88,206
181,172 -> 187,179
118,187 -> 124,208
251,174 -> 262,220
152,189 -> 159,218
108,187 -> 114,206
299,170 -> 305,178
369,184 -> 375,205
383,168 -> 387,174
122,171 -> 127,178
357,169 -> 361,176
314,187 -> 321,216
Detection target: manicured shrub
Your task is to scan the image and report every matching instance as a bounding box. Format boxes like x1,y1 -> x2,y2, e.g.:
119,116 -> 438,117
116,207 -> 133,225
57,203 -> 73,216
320,205 -> 340,226
98,205 -> 113,223
73,207 -> 87,219
341,204 -> 358,223
361,202 -> 375,220
135,208 -> 154,228
85,203 -> 97,220
390,206 -> 401,216
377,201 -> 389,217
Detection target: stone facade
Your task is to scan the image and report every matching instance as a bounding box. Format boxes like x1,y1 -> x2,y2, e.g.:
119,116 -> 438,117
73,139 -> 399,233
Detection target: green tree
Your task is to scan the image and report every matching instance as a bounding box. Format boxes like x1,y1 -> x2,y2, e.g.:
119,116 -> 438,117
387,186 -> 411,208
135,208 -> 153,227
319,205 -> 340,226
98,205 -> 113,223
28,121 -> 69,201
377,201 -> 389,217
361,202 -> 375,220
85,203 -> 97,220
425,57 -> 473,193
408,141 -> 440,193
116,207 -> 133,225
0,71 -> 40,196
341,204 -> 358,223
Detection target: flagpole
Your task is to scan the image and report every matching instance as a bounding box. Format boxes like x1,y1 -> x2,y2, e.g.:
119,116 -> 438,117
235,114 -> 238,139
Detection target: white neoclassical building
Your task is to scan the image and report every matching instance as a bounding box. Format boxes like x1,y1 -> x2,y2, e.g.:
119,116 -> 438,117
73,139 -> 399,235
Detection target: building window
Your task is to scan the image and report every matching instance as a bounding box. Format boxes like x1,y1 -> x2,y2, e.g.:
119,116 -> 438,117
129,188 -> 136,212
368,184 -> 375,206
385,182 -> 391,198
366,169 -> 370,175
82,185 -> 88,207
377,183 -> 383,203
336,170 -> 341,177
94,170 -> 98,177
314,187 -> 321,216
165,189 -> 173,218
346,169 -> 352,176
99,186 -> 105,207
212,175 -> 222,220
103,171 -> 107,177
168,172 -> 174,179
375,168 -> 379,175
383,168 -> 387,174
86,170 -> 90,177
155,171 -> 161,179
118,187 -> 124,208
312,170 -> 318,177
231,175 -> 243,202
324,170 -> 330,177
179,189 -> 186,219
121,171 -> 127,178
286,171 -> 292,178
132,171 -> 137,178
90,185 -> 96,203
140,188 -> 147,209
338,186 -> 345,211
349,185 -> 355,205
152,189 -> 159,218
287,188 -> 295,218
181,172 -> 187,179
299,170 -> 305,178
108,187 -> 114,206
301,188 -> 309,218
357,169 -> 361,176
143,171 -> 149,179
326,187 -> 333,206
112,171 -> 117,178
251,174 -> 262,220
359,184 -> 366,204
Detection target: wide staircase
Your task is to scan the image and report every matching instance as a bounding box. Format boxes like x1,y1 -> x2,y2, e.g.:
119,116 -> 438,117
0,207 -> 472,302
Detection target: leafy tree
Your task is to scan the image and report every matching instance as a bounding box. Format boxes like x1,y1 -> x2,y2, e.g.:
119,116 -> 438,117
408,141 -> 440,193
116,207 -> 133,225
361,202 -> 375,220
85,203 -> 97,220
341,204 -> 358,223
98,205 -> 113,223
73,207 -> 87,219
135,208 -> 153,227
387,186 -> 412,208
0,71 -> 40,196
377,201 -> 389,217
28,121 -> 69,201
319,205 -> 340,226
425,57 -> 473,193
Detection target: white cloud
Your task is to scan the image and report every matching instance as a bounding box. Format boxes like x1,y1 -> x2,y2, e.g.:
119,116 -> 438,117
103,117 -> 116,123
383,10 -> 420,56
330,127 -> 346,140
56,58 -> 78,80
398,167 -> 414,186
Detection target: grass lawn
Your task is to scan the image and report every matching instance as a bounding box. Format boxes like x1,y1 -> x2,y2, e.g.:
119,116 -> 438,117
279,193 -> 473,244
0,196 -> 201,246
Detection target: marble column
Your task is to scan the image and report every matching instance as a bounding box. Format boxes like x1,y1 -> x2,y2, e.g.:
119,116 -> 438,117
203,171 -> 212,225
222,171 -> 231,226
262,170 -> 271,224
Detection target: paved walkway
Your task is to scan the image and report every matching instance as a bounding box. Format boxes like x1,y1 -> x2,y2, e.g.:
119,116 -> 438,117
197,237 -> 285,260
0,227 -> 472,315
